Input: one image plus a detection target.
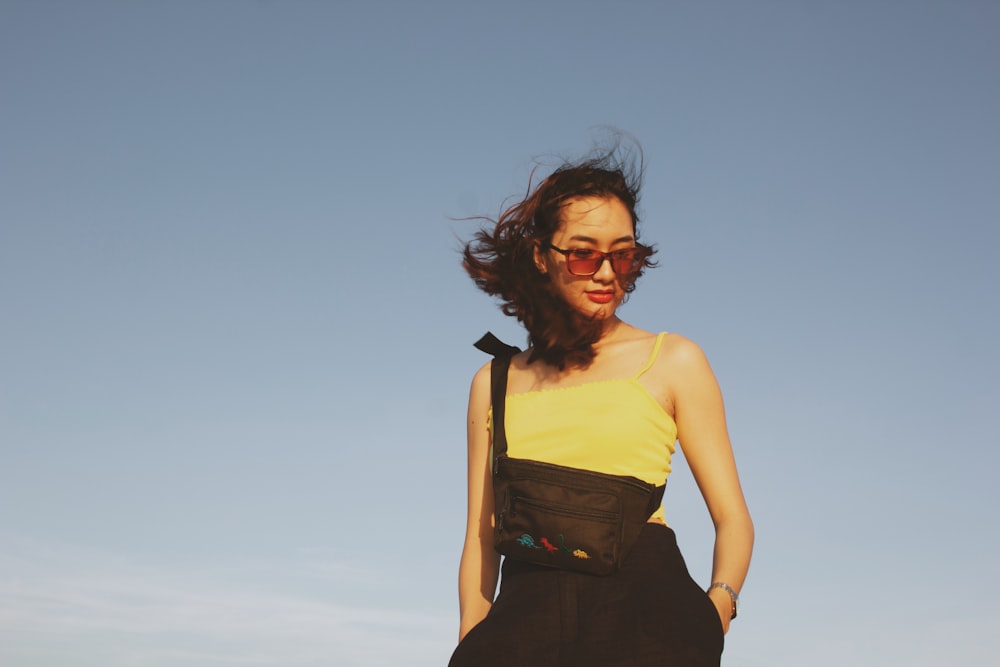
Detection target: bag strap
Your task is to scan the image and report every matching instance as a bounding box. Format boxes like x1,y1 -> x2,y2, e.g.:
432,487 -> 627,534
648,483 -> 666,517
473,331 -> 521,358
473,332 -> 521,461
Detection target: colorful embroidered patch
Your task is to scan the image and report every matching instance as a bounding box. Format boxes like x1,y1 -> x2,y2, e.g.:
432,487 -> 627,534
515,532 -> 588,560
516,533 -> 541,548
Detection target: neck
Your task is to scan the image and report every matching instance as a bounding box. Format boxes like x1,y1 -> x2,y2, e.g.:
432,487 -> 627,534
595,315 -> 627,343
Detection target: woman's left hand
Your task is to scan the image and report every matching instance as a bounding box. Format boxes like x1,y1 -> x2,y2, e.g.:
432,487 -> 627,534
707,586 -> 732,635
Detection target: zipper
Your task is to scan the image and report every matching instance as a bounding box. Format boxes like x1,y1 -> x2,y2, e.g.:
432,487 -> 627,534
498,457 -> 655,494
496,486 -> 509,532
512,495 -> 619,522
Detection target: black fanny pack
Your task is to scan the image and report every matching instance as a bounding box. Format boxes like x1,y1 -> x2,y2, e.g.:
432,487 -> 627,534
475,333 -> 665,576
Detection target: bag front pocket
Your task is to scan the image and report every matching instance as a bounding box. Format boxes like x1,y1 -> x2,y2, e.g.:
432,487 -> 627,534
495,485 -> 623,575
491,456 -> 659,576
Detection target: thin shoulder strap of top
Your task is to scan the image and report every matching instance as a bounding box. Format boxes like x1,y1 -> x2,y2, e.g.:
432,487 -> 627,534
473,332 -> 521,460
633,332 -> 668,379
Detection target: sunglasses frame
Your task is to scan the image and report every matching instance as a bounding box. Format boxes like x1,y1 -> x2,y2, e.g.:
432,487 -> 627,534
546,243 -> 652,277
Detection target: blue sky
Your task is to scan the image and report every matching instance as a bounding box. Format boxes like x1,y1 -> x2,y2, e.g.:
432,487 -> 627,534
1,1 -> 998,665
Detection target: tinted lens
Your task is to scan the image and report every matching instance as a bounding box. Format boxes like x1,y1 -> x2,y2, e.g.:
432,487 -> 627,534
611,249 -> 643,274
567,255 -> 602,275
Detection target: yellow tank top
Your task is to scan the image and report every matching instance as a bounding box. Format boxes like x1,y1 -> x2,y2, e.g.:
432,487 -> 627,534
499,332 -> 677,523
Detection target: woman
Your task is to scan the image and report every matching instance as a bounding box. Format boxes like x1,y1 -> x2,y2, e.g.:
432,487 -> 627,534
450,146 -> 753,667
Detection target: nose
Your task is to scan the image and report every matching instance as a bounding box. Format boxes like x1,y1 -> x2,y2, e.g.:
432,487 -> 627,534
592,255 -> 616,282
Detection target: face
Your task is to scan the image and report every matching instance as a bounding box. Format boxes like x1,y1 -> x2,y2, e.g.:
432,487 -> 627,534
533,196 -> 638,320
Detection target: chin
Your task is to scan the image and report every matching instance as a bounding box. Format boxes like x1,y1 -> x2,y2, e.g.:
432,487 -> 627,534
578,305 -> 617,320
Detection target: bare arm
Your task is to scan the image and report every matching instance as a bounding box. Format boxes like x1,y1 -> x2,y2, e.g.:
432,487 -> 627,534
456,362 -> 501,642
671,338 -> 754,634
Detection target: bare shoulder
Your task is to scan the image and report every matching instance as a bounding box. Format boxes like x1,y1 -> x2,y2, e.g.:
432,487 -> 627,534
471,359 -> 492,386
657,333 -> 711,370
645,333 -> 718,405
469,360 -> 494,404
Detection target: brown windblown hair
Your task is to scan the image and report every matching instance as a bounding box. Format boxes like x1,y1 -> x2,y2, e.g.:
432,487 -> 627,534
463,147 -> 656,369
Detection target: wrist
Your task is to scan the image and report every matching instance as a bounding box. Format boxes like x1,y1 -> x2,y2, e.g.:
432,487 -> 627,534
707,581 -> 739,620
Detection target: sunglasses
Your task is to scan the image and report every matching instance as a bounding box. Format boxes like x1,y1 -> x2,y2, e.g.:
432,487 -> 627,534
546,244 -> 651,277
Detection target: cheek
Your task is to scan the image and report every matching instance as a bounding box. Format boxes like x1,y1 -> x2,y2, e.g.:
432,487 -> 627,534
544,273 -> 575,301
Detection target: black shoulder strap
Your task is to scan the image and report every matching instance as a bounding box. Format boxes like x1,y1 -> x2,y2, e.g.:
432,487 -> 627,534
473,331 -> 521,358
648,484 -> 666,517
473,332 -> 521,460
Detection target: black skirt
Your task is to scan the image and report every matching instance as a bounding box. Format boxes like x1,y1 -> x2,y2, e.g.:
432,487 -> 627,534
448,523 -> 724,667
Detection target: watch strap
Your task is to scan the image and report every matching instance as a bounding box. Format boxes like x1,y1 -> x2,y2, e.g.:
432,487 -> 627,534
708,581 -> 739,620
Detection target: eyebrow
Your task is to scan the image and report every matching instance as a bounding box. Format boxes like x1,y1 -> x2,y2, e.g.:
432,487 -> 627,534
566,234 -> 635,244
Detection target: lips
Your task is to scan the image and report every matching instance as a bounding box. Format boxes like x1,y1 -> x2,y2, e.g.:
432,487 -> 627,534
586,290 -> 615,304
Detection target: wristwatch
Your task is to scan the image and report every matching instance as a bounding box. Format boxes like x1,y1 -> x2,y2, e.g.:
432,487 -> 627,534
708,582 -> 739,620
